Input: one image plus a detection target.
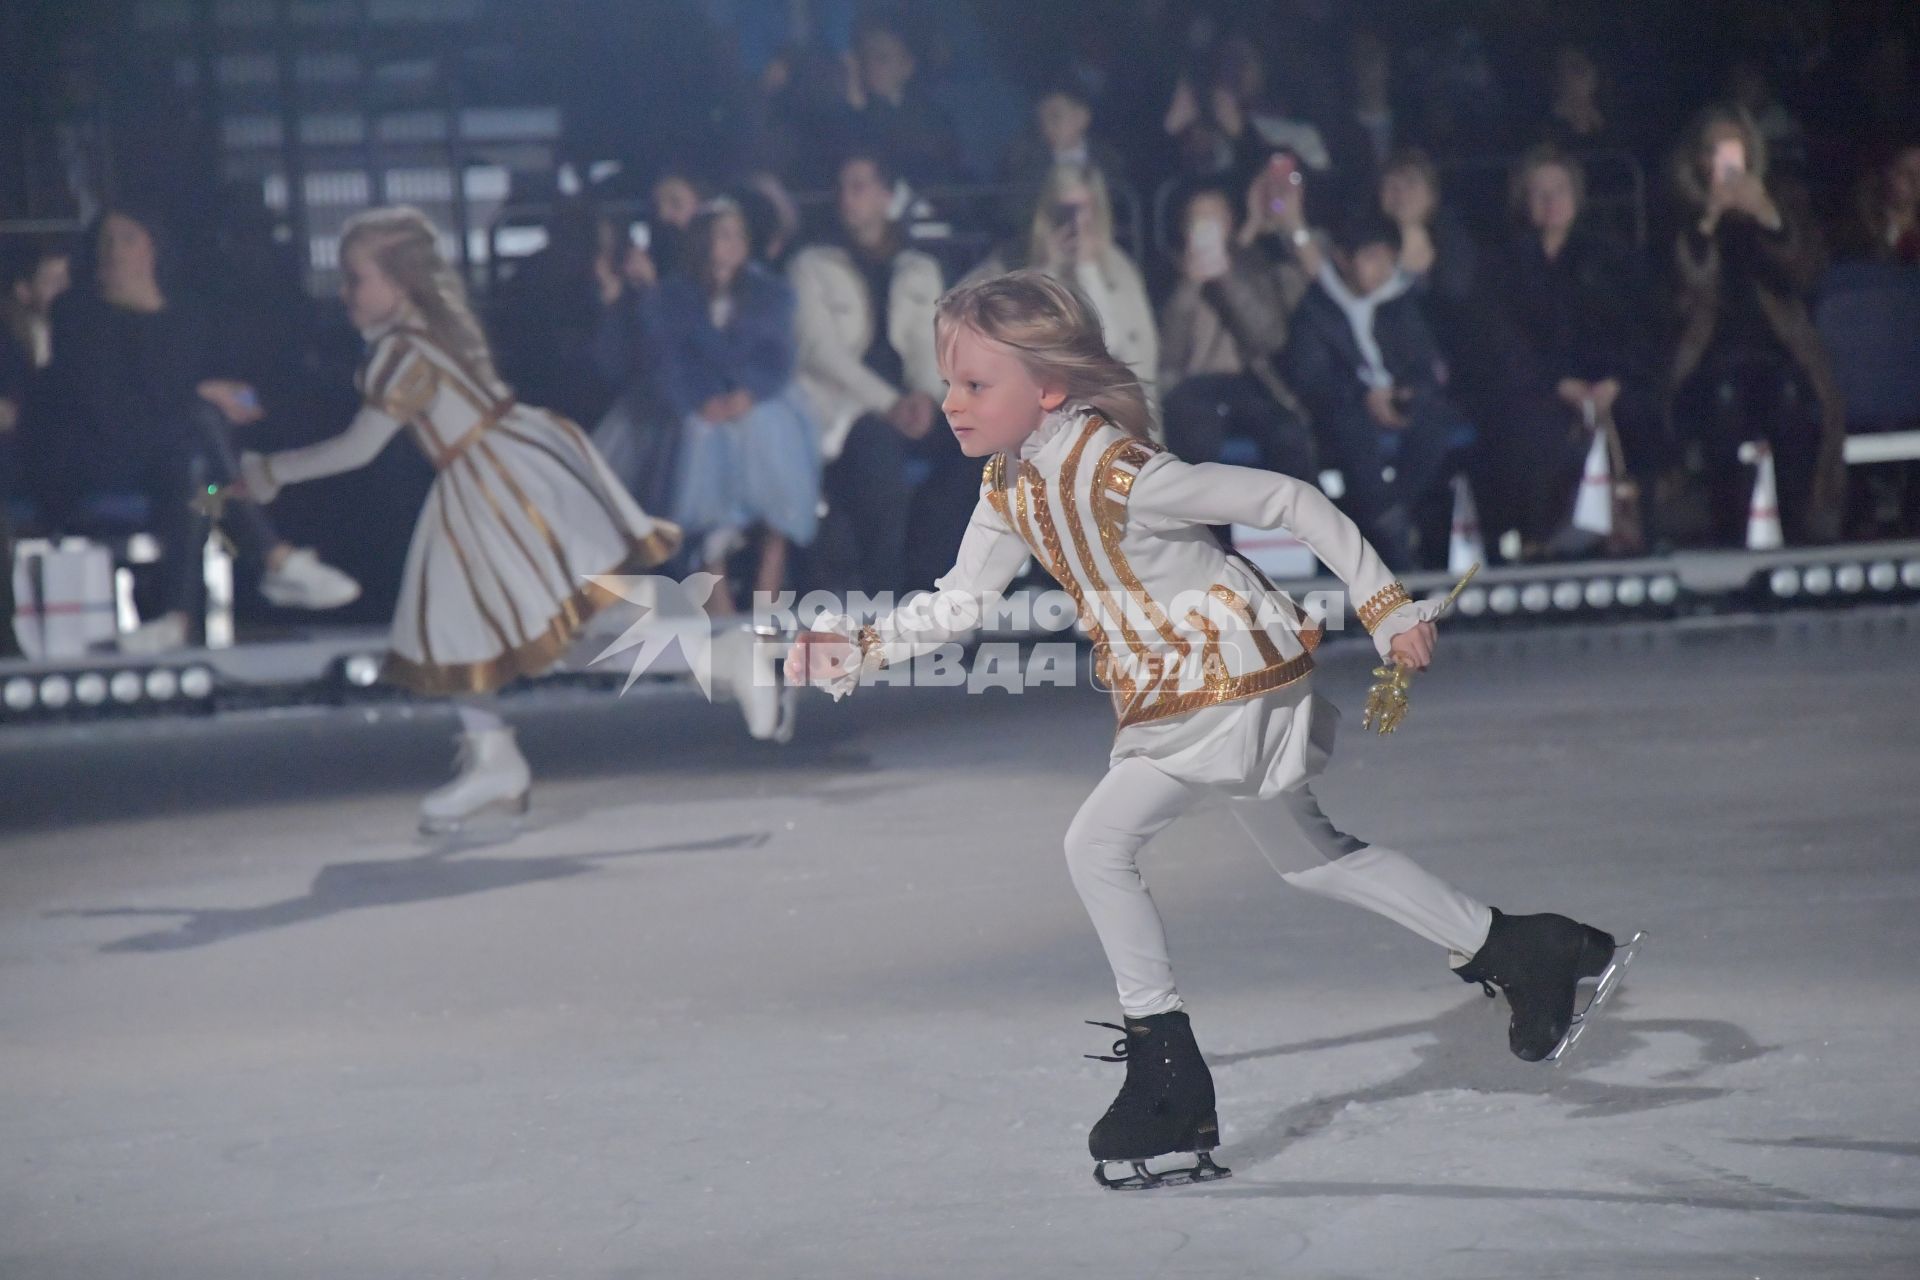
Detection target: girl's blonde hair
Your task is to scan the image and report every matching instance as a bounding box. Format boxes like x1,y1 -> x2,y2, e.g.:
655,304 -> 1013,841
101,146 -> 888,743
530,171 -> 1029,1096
340,205 -> 501,386
1026,163 -> 1115,267
936,269 -> 1154,442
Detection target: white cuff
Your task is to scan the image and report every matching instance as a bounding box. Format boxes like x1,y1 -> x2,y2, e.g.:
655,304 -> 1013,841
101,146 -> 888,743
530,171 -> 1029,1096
809,613 -> 886,701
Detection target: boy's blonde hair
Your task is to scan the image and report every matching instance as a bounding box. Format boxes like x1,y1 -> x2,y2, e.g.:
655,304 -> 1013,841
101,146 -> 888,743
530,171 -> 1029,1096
936,269 -> 1154,442
340,205 -> 501,387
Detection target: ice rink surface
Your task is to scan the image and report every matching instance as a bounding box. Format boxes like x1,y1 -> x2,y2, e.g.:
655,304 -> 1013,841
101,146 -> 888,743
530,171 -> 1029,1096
3,610 -> 1918,1278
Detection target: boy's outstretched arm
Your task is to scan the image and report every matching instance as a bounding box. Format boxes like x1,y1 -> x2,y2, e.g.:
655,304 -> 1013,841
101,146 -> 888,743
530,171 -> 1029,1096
1125,453 -> 1439,666
788,468 -> 1029,696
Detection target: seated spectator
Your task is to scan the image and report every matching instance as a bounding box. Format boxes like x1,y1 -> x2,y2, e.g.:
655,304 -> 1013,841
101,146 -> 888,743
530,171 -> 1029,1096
735,170 -> 803,270
841,14 -> 964,187
1379,149 -> 1479,315
1668,105 -> 1846,544
1850,140 -> 1920,265
1158,185 -> 1314,480
746,42 -> 858,189
789,152 -> 949,596
975,164 -> 1158,415
1378,148 -> 1508,537
1282,208 -> 1470,570
649,168 -> 708,278
1321,31 -> 1406,195
488,198 -> 623,431
588,216 -> 677,516
1163,33 -> 1332,182
2,240 -> 68,449
1539,45 -> 1622,154
30,204 -> 358,652
1000,81 -> 1128,233
1489,146 -> 1665,555
1726,54 -> 1809,178
647,199 -> 820,613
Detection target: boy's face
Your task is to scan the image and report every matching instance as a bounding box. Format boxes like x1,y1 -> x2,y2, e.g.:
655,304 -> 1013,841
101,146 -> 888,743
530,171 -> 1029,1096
1347,242 -> 1398,295
937,323 -> 1064,459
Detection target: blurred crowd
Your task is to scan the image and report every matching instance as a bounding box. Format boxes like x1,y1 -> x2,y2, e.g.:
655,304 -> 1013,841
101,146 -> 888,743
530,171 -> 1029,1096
5,2 -> 1920,651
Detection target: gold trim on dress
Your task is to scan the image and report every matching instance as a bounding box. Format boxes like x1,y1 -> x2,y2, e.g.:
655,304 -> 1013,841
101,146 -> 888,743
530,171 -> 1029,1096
381,539 -> 672,696
1357,582 -> 1412,633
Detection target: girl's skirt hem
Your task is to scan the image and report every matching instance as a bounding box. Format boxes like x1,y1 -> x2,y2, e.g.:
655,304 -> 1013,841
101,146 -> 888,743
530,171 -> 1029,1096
380,523 -> 682,697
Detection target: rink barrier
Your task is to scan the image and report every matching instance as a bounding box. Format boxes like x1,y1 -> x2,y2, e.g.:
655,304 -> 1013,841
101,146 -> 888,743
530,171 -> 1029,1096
3,539 -> 1918,727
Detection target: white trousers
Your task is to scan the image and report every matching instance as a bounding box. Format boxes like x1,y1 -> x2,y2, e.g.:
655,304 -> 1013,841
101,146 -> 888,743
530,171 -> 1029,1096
1063,755 -> 1494,1017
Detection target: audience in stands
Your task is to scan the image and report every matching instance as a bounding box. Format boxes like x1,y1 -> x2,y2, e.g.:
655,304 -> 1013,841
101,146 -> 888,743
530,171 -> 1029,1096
32,205 -> 359,652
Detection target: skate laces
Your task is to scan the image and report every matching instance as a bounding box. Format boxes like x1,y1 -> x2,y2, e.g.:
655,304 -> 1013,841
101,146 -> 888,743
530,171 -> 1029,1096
1084,1020 -> 1132,1063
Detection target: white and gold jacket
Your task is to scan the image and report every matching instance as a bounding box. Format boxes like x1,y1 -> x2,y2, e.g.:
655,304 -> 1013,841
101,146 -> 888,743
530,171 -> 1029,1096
814,405 -> 1426,730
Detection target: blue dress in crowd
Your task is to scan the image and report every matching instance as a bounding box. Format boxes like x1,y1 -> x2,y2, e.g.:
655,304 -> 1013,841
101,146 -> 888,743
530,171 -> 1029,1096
646,264 -> 820,550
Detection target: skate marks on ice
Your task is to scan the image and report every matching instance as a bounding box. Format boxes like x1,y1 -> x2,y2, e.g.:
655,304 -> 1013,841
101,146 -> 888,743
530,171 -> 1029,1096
1197,1001 -> 1920,1224
45,830 -> 771,953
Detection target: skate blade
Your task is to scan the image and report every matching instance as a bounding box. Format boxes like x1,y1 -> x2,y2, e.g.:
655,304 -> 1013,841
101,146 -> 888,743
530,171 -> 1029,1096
417,792 -> 532,839
1094,1151 -> 1231,1191
1548,930 -> 1646,1065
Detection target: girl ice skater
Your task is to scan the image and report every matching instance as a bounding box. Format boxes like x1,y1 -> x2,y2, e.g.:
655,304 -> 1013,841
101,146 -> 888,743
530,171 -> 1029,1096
787,271 -> 1638,1189
238,207 -> 767,833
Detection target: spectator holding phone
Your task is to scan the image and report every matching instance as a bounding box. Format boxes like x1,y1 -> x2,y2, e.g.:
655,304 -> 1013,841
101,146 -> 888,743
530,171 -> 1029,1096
1158,185 -> 1315,481
1668,105 -> 1845,544
976,164 -> 1158,418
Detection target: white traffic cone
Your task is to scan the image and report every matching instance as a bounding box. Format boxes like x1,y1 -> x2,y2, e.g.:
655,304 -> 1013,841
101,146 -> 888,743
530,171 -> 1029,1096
1570,406 -> 1614,538
1448,473 -> 1485,577
1738,440 -> 1783,551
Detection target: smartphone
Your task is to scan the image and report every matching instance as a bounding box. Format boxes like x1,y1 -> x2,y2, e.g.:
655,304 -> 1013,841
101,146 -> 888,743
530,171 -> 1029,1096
1190,217 -> 1227,272
1712,138 -> 1746,183
628,220 -> 652,252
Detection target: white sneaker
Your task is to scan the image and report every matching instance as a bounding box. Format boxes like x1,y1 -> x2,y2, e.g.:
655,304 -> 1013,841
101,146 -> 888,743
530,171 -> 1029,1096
419,728 -> 532,835
261,548 -> 361,610
118,613 -> 190,655
711,624 -> 797,742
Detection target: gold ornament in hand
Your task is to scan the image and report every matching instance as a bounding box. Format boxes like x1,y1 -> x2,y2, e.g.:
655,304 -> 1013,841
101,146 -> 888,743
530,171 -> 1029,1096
1363,663 -> 1412,734
1362,563 -> 1480,736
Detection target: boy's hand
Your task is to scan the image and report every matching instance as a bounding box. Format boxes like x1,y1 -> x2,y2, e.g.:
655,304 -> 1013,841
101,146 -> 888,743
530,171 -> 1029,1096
1388,620 -> 1436,671
784,630 -> 859,687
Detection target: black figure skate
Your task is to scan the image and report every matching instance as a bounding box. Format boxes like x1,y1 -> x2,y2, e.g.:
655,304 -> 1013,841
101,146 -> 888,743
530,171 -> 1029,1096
1085,1010 -> 1231,1190
1455,908 -> 1646,1063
